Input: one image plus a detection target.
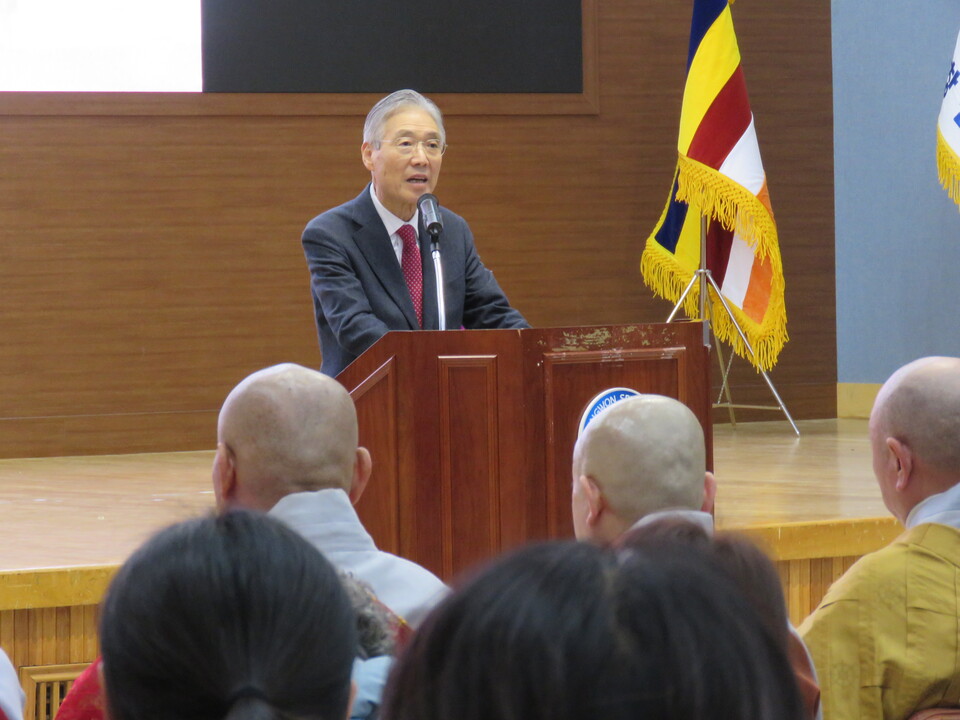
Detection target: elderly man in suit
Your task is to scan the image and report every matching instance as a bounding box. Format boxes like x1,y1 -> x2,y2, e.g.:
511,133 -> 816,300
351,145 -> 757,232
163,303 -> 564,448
301,89 -> 528,377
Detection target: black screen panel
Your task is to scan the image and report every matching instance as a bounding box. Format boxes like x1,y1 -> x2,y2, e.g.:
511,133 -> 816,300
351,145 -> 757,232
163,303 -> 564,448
201,0 -> 582,93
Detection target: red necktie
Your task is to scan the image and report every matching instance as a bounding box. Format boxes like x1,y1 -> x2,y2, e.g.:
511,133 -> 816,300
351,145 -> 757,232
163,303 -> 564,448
398,224 -> 423,328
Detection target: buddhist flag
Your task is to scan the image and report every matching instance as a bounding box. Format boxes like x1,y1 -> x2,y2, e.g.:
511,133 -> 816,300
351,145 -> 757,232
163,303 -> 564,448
642,0 -> 787,372
938,28 -> 960,208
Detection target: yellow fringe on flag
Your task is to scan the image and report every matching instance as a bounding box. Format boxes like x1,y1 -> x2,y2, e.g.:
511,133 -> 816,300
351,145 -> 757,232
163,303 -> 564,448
937,125 -> 960,206
674,155 -> 778,261
640,200 -> 788,373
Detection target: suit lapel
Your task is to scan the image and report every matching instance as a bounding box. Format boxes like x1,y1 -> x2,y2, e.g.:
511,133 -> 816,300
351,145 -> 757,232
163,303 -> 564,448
350,189 -> 420,330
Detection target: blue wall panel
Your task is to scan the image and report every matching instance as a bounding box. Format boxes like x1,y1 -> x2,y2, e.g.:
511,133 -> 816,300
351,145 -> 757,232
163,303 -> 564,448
834,0 -> 960,383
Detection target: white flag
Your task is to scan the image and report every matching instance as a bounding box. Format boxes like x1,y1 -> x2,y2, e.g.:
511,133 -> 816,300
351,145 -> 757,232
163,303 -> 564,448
937,29 -> 960,208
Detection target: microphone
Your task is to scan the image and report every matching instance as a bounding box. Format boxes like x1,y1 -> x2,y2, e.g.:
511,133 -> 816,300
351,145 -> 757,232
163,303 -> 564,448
418,193 -> 443,239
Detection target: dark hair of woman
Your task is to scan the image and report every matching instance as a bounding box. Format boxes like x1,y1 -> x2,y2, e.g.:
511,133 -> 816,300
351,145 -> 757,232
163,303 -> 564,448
100,510 -> 357,720
615,515 -> 713,550
709,532 -> 790,651
618,519 -> 790,654
381,539 -> 805,720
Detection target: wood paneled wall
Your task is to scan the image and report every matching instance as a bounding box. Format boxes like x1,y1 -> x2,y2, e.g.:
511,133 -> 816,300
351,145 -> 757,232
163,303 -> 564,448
0,607 -> 98,674
0,0 -> 834,458
743,517 -> 903,627
0,558 -> 874,671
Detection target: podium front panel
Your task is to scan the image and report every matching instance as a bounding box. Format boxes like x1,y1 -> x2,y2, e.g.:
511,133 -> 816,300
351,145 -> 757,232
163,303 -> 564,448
340,323 -> 709,581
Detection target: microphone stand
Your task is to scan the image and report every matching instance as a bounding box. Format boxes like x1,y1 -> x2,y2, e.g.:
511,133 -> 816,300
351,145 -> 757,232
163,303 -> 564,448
418,193 -> 446,331
430,234 -> 446,331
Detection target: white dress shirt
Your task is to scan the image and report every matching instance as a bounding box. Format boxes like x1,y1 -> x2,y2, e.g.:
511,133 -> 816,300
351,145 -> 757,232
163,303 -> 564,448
369,184 -> 420,266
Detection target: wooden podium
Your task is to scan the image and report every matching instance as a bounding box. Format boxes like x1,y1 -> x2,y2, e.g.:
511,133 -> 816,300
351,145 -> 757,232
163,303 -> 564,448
336,322 -> 710,581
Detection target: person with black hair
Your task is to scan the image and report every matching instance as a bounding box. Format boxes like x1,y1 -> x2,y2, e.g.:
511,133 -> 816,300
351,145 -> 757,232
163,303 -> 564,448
570,394 -> 821,719
99,510 -> 357,720
618,519 -> 821,719
381,539 -> 806,720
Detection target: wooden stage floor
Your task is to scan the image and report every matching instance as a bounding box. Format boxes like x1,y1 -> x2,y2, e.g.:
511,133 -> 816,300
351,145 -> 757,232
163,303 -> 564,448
0,418 -> 891,573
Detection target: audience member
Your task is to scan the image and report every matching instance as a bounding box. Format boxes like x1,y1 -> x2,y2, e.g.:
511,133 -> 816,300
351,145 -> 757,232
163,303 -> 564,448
0,649 -> 24,720
381,539 -> 806,720
620,519 -> 821,718
56,567 -> 398,720
571,393 -> 716,543
53,660 -> 101,720
99,510 -> 356,720
340,573 -> 402,720
800,356 -> 960,719
572,393 -> 820,719
213,362 -> 447,628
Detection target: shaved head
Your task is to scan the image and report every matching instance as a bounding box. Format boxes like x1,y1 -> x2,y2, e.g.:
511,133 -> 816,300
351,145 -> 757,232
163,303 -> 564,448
216,363 -> 360,510
870,356 -> 960,485
572,394 -> 707,532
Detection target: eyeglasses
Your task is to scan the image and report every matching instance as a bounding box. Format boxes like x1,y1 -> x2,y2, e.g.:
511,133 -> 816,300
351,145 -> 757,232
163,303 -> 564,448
379,137 -> 447,157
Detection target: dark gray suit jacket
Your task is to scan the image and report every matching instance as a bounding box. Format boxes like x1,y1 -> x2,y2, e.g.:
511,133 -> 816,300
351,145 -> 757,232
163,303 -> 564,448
302,187 -> 529,376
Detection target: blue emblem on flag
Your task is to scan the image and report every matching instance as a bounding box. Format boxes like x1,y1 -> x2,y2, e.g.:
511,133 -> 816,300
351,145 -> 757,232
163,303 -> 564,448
577,387 -> 641,436
946,61 -> 960,98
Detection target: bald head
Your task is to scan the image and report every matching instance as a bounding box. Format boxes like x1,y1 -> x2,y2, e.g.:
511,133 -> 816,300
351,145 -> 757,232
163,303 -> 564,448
215,364 -> 362,510
572,395 -> 708,540
869,358 -> 960,514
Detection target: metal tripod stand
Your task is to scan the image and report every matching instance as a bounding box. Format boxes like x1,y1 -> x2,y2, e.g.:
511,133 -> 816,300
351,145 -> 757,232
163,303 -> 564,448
665,215 -> 799,436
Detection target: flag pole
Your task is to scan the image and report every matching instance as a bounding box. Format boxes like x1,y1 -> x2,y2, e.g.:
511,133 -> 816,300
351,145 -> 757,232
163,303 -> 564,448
666,214 -> 799,436
699,214 -> 710,349
708,301 -> 737,426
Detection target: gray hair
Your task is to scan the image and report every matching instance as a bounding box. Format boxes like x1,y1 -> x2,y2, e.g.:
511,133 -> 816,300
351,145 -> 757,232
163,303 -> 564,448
363,89 -> 446,147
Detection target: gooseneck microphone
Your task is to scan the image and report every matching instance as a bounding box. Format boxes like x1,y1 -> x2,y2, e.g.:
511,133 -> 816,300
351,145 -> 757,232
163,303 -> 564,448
417,193 -> 444,239
417,193 -> 446,330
